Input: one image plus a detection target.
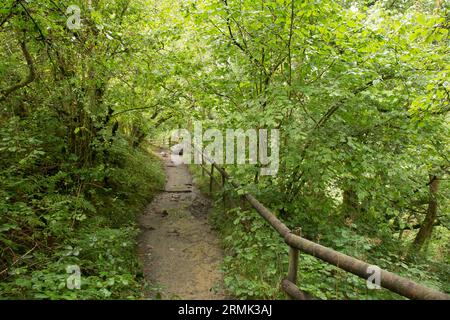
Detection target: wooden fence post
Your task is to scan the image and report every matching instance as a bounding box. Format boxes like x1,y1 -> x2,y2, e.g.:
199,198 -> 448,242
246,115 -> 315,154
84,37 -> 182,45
222,172 -> 226,209
286,229 -> 301,300
209,164 -> 214,193
202,154 -> 205,177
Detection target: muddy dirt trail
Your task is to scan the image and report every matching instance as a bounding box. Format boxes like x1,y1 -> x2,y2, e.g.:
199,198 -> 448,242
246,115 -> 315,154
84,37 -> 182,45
138,151 -> 225,299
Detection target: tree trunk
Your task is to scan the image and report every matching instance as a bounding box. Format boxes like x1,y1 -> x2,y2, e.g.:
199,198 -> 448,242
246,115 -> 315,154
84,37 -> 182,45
342,188 -> 359,220
413,176 -> 440,249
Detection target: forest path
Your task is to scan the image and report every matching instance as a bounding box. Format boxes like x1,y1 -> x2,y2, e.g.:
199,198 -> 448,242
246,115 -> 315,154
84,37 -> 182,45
138,150 -> 225,299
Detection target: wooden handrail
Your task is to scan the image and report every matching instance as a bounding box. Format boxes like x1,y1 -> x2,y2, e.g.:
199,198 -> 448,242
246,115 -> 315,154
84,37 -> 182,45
284,234 -> 449,300
190,144 -> 449,300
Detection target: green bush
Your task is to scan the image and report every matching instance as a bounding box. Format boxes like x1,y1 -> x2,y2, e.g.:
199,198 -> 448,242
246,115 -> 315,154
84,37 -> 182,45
0,114 -> 164,299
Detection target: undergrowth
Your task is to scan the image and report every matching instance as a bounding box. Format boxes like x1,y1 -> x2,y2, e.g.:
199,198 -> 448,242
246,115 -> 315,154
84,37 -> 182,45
0,115 -> 164,299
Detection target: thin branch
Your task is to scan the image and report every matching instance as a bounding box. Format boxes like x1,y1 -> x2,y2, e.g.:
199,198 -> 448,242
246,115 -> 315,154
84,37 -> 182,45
17,1 -> 46,42
0,0 -> 18,29
112,103 -> 160,117
0,244 -> 38,277
221,0 -> 267,75
0,36 -> 36,102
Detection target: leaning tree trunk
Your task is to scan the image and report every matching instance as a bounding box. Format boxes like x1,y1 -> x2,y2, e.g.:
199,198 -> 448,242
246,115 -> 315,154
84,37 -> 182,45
413,175 -> 440,250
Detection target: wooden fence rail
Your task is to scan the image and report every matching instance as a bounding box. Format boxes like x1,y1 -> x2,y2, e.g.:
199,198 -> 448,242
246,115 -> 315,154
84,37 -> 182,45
191,145 -> 450,300
153,140 -> 449,300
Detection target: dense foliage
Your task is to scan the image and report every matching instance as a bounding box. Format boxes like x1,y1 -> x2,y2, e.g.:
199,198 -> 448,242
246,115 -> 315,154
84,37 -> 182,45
187,0 -> 449,299
0,0 -> 166,299
1,0 -> 449,299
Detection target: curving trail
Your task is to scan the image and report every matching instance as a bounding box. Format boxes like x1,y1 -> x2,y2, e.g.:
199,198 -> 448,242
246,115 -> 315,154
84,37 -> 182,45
138,151 -> 225,299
